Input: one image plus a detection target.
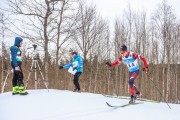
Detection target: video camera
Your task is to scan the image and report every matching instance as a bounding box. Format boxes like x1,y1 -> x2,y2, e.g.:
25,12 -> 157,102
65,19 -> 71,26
27,44 -> 38,50
32,44 -> 37,50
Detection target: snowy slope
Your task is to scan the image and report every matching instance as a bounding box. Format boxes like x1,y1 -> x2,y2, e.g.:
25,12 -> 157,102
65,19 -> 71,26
0,89 -> 179,120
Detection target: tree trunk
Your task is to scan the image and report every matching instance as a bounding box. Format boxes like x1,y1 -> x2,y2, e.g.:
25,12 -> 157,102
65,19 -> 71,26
44,0 -> 51,86
162,66 -> 165,102
166,63 -> 170,102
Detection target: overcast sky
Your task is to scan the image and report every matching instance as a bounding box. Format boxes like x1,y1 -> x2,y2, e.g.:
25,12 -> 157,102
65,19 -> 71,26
1,0 -> 180,45
87,0 -> 180,20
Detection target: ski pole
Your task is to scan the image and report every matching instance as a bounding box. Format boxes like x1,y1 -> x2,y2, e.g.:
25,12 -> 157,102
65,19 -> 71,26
146,73 -> 171,109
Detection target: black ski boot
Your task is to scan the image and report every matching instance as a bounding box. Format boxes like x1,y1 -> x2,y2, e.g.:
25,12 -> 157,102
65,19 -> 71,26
129,95 -> 136,104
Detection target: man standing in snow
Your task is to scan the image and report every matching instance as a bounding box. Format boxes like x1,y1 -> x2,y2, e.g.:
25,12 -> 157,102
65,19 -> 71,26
10,37 -> 28,95
106,45 -> 148,104
59,51 -> 83,92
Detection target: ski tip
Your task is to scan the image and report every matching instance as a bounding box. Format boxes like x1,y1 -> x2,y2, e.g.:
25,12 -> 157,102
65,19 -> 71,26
106,102 -> 109,105
106,102 -> 112,107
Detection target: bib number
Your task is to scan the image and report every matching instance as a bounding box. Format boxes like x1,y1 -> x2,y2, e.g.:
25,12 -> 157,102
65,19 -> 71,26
128,62 -> 137,68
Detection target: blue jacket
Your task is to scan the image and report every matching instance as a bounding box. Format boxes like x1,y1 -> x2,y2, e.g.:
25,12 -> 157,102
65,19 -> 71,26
10,37 -> 23,67
63,55 -> 83,73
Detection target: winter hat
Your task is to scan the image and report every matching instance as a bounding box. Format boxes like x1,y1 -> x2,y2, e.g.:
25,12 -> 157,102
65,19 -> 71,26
120,45 -> 127,51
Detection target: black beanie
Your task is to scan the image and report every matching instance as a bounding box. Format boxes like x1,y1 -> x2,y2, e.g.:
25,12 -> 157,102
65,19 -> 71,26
120,45 -> 127,51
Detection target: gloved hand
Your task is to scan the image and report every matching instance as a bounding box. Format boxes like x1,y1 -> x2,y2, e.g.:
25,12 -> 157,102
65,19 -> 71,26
143,67 -> 148,73
59,66 -> 63,69
73,67 -> 77,71
106,62 -> 112,67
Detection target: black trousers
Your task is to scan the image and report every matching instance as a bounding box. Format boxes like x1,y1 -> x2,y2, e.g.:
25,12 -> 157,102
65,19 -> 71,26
73,72 -> 82,90
11,62 -> 24,87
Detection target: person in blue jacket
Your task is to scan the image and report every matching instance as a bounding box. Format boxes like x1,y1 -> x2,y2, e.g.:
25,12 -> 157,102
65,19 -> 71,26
10,37 -> 28,95
59,52 -> 83,92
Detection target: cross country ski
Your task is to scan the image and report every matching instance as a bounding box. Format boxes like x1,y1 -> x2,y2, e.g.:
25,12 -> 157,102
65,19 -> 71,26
106,102 -> 143,108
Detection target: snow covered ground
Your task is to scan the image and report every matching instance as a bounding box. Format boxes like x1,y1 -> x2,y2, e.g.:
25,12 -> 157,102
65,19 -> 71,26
0,89 -> 179,120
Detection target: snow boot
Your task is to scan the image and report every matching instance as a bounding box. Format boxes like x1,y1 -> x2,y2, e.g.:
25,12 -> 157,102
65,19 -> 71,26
129,95 -> 136,104
18,86 -> 28,95
12,86 -> 19,95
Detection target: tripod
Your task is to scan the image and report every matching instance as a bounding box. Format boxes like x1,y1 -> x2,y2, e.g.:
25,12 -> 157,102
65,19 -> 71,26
1,69 -> 13,93
25,45 -> 49,91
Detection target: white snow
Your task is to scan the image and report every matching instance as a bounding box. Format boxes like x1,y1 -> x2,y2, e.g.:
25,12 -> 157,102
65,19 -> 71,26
0,89 -> 179,120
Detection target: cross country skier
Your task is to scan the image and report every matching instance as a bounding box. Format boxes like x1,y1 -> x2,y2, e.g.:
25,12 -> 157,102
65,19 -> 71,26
59,51 -> 83,92
10,37 -> 28,95
106,45 -> 148,104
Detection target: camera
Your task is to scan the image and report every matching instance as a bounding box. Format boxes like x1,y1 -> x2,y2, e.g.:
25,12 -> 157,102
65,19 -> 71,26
32,44 -> 37,50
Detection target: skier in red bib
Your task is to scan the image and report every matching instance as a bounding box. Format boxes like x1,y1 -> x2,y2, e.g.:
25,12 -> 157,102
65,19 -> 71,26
106,45 -> 148,104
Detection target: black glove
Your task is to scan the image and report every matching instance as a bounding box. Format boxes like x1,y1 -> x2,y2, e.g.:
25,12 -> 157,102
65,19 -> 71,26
73,67 -> 77,71
106,62 -> 112,67
59,66 -> 63,69
143,66 -> 148,73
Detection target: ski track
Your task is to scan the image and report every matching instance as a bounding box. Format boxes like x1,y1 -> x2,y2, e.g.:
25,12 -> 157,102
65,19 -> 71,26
0,89 -> 179,120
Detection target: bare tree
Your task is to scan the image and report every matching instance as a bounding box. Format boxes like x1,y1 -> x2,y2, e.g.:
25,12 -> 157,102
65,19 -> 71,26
48,0 -> 78,84
73,1 -> 107,63
124,3 -> 134,51
71,1 -> 108,91
6,0 -> 73,85
151,0 -> 176,101
0,12 -> 8,89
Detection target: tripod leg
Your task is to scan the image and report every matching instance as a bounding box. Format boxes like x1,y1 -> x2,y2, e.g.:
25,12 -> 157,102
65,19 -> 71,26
34,60 -> 38,89
25,60 -> 35,89
36,61 -> 49,91
1,71 -> 10,93
25,71 -> 32,89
